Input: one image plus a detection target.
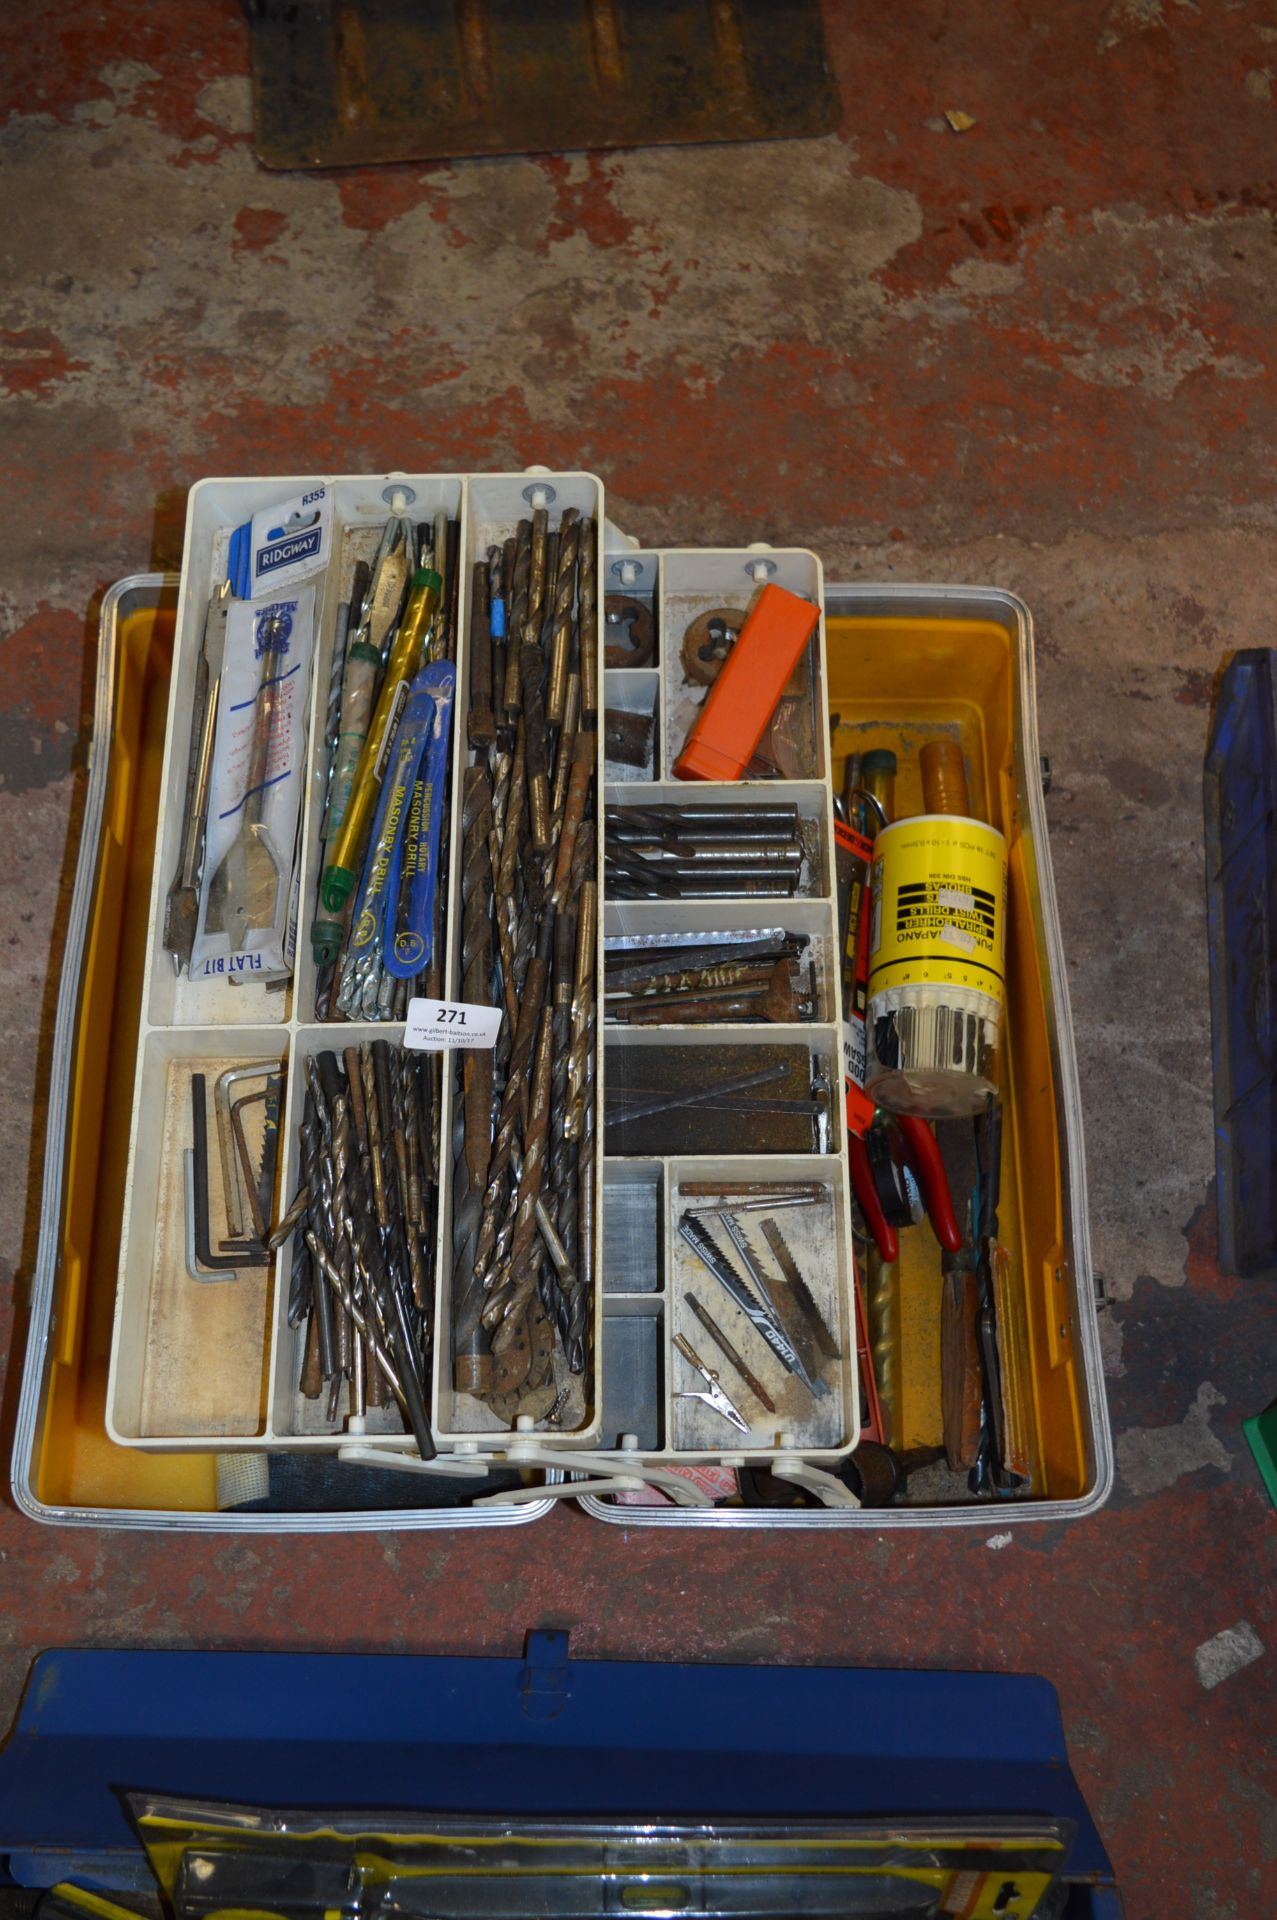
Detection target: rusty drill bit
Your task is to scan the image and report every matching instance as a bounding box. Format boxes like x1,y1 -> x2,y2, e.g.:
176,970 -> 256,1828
550,670 -> 581,829
547,904 -> 578,1260
565,879 -> 597,1143
683,1290 -> 776,1413
360,1043 -> 388,1231
545,507 -> 580,731
502,517 -> 531,719
578,517 -> 598,722
550,727 -> 597,906
299,1088 -> 337,1383
466,557 -> 496,748
521,640 -> 552,850
488,1004 -> 555,1340
528,504 -> 549,634
452,766 -> 497,1357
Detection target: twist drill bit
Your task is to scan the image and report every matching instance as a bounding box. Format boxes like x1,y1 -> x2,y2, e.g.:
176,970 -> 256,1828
545,506 -> 579,731
307,1231 -> 404,1406
528,504 -> 549,634
359,1044 -> 388,1231
549,670 -> 581,843
565,880 -> 597,1143
452,766 -> 496,1356
502,518 -> 531,719
299,1088 -> 337,1384
272,1183 -> 311,1257
521,641 -> 552,850
493,534 -> 516,732
466,557 -> 496,748
578,517 -> 598,723
536,528 -> 560,649
495,720 -> 527,979
550,727 -> 597,906
547,905 -> 578,1259
488,1004 -> 554,1339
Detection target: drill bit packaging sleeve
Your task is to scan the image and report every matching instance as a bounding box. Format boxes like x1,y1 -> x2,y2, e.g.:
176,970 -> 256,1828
189,586 -> 317,983
228,485 -> 334,599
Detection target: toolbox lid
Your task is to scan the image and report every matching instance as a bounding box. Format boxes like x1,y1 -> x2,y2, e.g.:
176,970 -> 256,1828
1204,648 -> 1277,1278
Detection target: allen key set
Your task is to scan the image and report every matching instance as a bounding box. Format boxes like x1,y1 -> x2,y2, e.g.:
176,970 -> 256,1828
84,472 -> 1104,1530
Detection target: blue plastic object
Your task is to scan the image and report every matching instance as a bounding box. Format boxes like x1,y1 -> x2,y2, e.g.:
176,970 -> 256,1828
0,1639 -> 1118,1909
1205,649 -> 1277,1276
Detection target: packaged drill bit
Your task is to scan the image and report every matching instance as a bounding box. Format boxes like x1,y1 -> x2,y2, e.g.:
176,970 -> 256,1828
227,485 -> 334,599
189,587 -> 317,982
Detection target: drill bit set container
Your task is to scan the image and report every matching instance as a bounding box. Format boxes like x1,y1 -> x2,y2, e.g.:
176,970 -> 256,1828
83,487 -> 1104,1526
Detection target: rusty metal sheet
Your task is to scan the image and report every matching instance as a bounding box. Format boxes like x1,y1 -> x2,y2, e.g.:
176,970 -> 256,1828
246,0 -> 840,170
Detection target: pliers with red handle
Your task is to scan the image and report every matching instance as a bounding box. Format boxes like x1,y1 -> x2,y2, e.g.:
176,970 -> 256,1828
848,1111 -> 963,1263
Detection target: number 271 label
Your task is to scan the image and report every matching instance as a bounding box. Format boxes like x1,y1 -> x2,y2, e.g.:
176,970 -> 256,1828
404,996 -> 502,1052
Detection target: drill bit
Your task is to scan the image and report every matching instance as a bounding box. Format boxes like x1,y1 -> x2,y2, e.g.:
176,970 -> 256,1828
488,1004 -> 554,1338
502,518 -> 531,719
684,1290 -> 776,1413
452,766 -> 496,1355
545,506 -> 579,731
467,557 -> 496,748
521,639 -> 553,850
578,517 -> 598,723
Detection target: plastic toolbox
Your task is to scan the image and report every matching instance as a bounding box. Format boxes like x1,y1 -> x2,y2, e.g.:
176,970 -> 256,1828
13,480 -> 1112,1531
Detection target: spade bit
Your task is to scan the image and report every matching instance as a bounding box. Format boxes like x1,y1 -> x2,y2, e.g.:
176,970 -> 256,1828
204,609 -> 290,947
164,581 -> 230,969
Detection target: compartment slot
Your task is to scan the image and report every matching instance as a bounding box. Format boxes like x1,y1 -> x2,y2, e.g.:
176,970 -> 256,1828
294,479 -> 465,1028
604,780 -> 832,901
602,1159 -> 664,1293
668,1158 -> 854,1456
265,1023 -> 431,1446
604,1029 -> 840,1157
434,472 -> 606,1449
660,548 -> 825,782
600,1300 -> 665,1451
603,900 -> 835,1027
108,1029 -> 286,1446
603,668 -> 659,782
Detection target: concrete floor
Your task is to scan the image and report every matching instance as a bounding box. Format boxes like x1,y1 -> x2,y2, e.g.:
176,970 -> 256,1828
2,2 -> 1276,1912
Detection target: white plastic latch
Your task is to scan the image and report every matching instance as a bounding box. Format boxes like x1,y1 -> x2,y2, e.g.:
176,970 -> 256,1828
336,1443 -> 490,1479
474,1444 -> 716,1507
771,1454 -> 861,1509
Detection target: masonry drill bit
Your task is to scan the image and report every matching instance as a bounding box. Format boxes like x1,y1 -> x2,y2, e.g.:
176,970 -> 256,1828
578,517 -> 598,723
545,506 -> 579,730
